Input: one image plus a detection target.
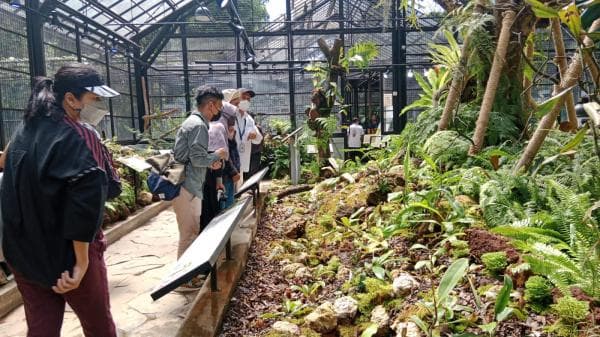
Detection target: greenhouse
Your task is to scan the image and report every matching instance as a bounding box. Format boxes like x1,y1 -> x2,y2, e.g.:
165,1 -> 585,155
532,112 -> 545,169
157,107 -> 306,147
0,0 -> 600,336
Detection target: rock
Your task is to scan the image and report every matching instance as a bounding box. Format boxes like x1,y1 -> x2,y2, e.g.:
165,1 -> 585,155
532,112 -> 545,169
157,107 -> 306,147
294,267 -> 312,280
333,296 -> 358,322
284,215 -> 306,239
268,246 -> 286,261
305,302 -> 338,333
392,273 -> 419,296
484,285 -> 502,301
137,191 -> 154,206
294,252 -> 309,264
455,195 -> 476,207
282,263 -> 305,278
391,320 -> 422,337
389,165 -> 404,175
272,321 -> 301,335
337,266 -> 352,281
370,305 -> 390,336
341,173 -> 356,184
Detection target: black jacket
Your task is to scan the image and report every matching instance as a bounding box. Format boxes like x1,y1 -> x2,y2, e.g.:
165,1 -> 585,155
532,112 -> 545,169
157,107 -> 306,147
1,111 -> 110,288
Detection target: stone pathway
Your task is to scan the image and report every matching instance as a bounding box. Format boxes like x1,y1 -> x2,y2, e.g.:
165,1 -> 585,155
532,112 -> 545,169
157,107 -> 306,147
0,207 -> 197,337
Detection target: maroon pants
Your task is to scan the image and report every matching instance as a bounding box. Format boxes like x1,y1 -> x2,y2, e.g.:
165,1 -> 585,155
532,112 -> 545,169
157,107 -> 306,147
12,233 -> 116,337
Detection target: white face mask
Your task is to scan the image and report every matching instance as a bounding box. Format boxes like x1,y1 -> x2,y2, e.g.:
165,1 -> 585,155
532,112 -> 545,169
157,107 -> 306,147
238,100 -> 251,112
80,100 -> 109,126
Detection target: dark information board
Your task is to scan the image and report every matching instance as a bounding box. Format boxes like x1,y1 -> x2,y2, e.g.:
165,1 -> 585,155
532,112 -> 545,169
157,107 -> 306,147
150,197 -> 252,300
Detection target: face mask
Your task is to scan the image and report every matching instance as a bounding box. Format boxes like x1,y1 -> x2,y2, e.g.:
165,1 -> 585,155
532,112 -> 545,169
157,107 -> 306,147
212,111 -> 222,122
238,100 -> 251,112
80,100 -> 109,126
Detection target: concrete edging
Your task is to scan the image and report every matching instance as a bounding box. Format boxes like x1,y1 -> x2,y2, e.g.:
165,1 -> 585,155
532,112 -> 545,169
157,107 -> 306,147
0,200 -> 170,319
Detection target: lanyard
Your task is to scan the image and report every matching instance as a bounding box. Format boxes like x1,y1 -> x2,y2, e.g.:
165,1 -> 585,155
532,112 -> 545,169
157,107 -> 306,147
237,115 -> 247,140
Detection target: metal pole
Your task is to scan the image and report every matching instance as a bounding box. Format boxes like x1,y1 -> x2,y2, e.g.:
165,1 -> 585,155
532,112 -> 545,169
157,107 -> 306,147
127,56 -> 136,141
398,8 -> 408,133
75,29 -> 82,62
133,49 -> 147,133
104,41 -> 116,138
286,0 -> 297,129
236,32 -> 242,88
25,0 -> 46,85
181,25 -> 191,113
0,80 -> 4,148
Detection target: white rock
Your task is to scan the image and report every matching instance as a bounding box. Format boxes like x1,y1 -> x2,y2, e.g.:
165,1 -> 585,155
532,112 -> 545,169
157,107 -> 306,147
341,173 -> 356,184
337,266 -> 352,281
282,263 -> 305,278
392,273 -> 419,296
272,321 -> 301,335
392,321 -> 422,337
305,302 -> 337,333
370,305 -> 390,335
294,267 -> 312,280
333,296 -> 358,321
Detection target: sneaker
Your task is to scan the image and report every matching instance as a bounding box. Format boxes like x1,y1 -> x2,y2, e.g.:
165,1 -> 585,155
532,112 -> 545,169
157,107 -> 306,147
174,275 -> 206,292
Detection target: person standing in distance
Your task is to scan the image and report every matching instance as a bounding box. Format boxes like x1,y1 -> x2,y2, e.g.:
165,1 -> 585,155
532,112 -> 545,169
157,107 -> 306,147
347,117 -> 365,161
230,88 -> 263,184
172,86 -> 227,290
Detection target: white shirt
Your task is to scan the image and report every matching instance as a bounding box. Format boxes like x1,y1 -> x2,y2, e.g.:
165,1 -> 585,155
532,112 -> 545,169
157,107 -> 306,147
347,123 -> 364,148
235,110 -> 263,173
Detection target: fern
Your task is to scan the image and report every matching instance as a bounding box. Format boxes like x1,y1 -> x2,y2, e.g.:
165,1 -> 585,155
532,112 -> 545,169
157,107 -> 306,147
491,226 -> 564,245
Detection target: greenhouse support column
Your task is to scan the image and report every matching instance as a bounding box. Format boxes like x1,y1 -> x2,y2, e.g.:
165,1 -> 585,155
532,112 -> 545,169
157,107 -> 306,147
26,0 -> 46,84
236,33 -> 242,88
104,43 -> 116,138
391,0 -> 407,133
127,56 -> 136,141
134,50 -> 147,133
181,25 -> 191,113
286,0 -> 297,129
75,30 -> 82,62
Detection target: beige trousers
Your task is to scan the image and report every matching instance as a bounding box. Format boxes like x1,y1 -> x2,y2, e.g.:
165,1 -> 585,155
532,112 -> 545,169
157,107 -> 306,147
172,187 -> 202,259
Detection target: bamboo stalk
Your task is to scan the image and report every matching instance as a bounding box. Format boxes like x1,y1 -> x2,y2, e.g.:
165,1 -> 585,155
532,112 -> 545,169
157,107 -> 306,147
438,0 -> 485,131
469,10 -> 516,155
551,18 -> 577,132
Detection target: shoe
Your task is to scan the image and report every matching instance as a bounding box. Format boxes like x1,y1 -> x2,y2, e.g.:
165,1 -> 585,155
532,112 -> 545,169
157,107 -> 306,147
174,275 -> 206,292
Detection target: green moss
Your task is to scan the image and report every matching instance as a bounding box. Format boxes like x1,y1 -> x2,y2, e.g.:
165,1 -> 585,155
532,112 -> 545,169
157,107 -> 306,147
481,251 -> 508,274
338,325 -> 359,337
355,278 -> 393,315
327,256 -> 341,273
524,276 -> 553,313
547,321 -> 579,337
552,296 -> 590,324
384,298 -> 405,311
299,327 -> 321,337
341,280 -> 354,294
450,240 -> 470,259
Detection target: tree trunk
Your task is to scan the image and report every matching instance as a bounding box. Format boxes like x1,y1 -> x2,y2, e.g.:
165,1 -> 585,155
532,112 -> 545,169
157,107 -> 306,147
469,10 -> 516,155
514,56 -> 583,172
514,18 -> 600,172
438,0 -> 485,131
551,18 -> 577,132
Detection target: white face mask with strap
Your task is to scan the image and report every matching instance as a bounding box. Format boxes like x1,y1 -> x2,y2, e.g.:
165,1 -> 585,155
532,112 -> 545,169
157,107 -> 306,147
238,100 -> 251,112
80,100 -> 109,126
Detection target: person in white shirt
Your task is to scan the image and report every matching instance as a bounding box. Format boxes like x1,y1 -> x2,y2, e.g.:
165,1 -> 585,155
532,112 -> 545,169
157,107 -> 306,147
347,118 -> 364,161
227,88 -> 263,186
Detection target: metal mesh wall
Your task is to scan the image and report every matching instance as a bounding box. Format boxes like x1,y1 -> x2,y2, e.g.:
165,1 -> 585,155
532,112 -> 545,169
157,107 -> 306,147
0,4 -> 28,148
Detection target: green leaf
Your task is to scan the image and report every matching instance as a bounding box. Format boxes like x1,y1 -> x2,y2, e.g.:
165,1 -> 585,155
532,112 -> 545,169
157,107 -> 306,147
582,3 -> 600,29
436,258 -> 469,302
411,315 -> 430,334
497,307 -> 514,322
560,124 -> 588,153
479,322 -> 497,334
410,243 -> 429,250
495,275 -> 514,318
534,85 -> 577,118
372,265 -> 386,280
526,0 -> 560,18
559,3 -> 583,40
586,31 -> 600,41
415,260 -> 432,271
361,323 -> 379,337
